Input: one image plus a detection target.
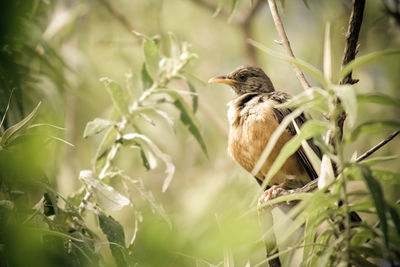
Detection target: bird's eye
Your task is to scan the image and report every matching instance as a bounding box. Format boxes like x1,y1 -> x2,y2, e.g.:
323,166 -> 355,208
238,74 -> 247,81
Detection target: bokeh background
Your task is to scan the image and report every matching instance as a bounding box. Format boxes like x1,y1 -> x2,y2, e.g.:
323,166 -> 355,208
1,0 -> 400,266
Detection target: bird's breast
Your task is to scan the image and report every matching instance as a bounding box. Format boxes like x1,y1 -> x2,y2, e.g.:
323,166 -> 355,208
227,94 -> 309,186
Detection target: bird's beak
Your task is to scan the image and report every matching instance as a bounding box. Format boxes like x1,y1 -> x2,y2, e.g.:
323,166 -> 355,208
208,75 -> 236,85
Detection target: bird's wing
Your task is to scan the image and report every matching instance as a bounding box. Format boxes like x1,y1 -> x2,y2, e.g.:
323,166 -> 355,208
268,92 -> 322,180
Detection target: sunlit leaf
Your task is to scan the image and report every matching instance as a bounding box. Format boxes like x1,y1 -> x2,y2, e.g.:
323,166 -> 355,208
83,118 -> 114,139
348,121 -> 400,142
357,93 -> 400,107
276,87 -> 328,110
79,170 -> 130,211
98,211 -> 130,267
143,40 -> 159,79
248,39 -> 325,85
100,78 -> 130,116
332,84 -> 357,127
338,49 -> 400,81
323,23 -> 332,83
1,101 -> 41,146
262,120 -> 327,187
358,165 -> 388,247
213,0 -> 225,17
318,154 -> 334,189
133,107 -> 175,132
122,133 -> 175,192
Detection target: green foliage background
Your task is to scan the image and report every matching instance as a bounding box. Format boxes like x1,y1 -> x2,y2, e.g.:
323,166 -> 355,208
1,0 -> 400,266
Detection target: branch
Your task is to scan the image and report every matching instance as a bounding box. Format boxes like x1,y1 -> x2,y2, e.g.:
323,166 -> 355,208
340,0 -> 366,85
267,0 -> 311,90
356,131 -> 400,162
97,0 -> 139,40
336,0 -> 365,142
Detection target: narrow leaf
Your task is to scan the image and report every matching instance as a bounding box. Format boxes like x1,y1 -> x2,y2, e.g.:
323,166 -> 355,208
1,101 -> 41,145
358,165 -> 388,247
323,22 -> 332,83
149,89 -> 207,156
357,93 -> 400,107
100,78 -> 130,116
122,133 -> 175,192
348,121 -> 400,142
187,80 -> 198,113
388,204 -> 400,236
332,85 -> 357,127
83,118 -> 114,138
339,49 -> 400,81
262,120 -> 327,187
123,176 -> 171,227
248,39 -> 325,85
79,170 -> 130,211
143,40 -> 159,79
141,63 -> 154,90
98,211 -> 130,267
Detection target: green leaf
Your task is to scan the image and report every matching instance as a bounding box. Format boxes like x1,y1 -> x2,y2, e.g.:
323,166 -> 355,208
248,39 -> 325,85
136,142 -> 157,171
360,155 -> 398,166
348,121 -> 400,142
79,170 -> 130,211
276,87 -> 328,110
332,85 -> 357,127
357,93 -> 400,108
388,204 -> 400,236
98,211 -> 130,267
123,176 -> 171,227
133,107 -> 175,132
100,78 -> 130,116
149,88 -> 207,156
122,133 -> 175,192
83,118 -> 114,138
338,49 -> 400,81
213,0 -> 225,17
261,119 -> 327,188
371,169 -> 400,184
1,101 -> 41,146
187,80 -> 198,113
141,63 -> 154,90
143,40 -> 159,79
228,0 -> 240,22
323,22 -> 332,83
358,165 -> 388,247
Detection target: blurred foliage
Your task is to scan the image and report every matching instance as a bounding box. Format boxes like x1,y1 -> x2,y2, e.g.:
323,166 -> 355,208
0,0 -> 400,266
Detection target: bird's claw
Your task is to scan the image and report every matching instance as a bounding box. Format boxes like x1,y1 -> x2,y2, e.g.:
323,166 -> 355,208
258,185 -> 283,206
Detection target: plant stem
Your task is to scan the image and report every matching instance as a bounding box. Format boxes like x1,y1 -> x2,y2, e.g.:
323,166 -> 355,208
267,0 -> 311,90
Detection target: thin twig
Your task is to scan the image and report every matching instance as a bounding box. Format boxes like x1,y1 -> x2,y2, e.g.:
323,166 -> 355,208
267,0 -> 311,90
97,0 -> 139,39
356,131 -> 400,163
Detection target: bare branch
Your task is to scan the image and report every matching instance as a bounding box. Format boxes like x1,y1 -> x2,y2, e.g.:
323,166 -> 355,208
267,0 -> 311,90
356,131 -> 400,163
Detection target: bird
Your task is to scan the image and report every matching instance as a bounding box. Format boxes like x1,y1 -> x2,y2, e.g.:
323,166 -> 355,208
208,65 -> 322,203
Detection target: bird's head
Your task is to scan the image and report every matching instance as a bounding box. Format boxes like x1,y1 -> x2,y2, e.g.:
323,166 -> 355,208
208,65 -> 275,95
